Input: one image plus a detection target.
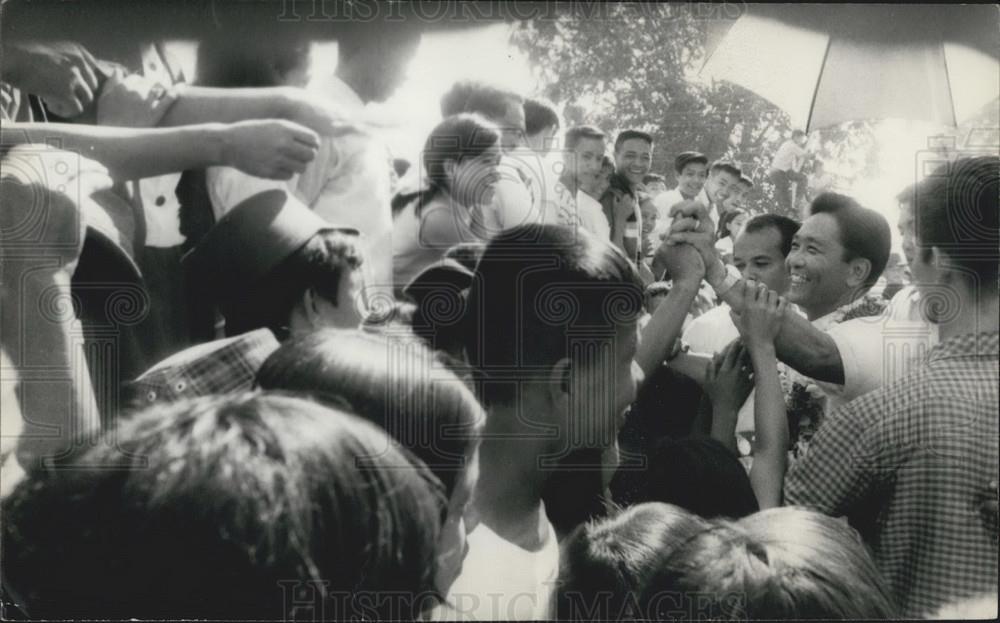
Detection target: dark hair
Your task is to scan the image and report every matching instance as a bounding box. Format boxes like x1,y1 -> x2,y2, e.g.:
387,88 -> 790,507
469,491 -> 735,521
2,393 -> 447,620
600,154 -> 615,170
393,157 -> 412,179
612,436 -> 759,519
614,129 -> 653,152
390,114 -> 501,216
737,175 -> 754,188
256,330 -> 483,495
565,125 -> 606,151
895,181 -> 917,206
674,151 -> 709,173
643,173 -> 666,186
792,129 -> 807,139
710,161 -> 742,178
464,224 -> 643,406
717,208 -> 748,240
439,79 -> 523,119
639,507 -> 898,619
196,35 -> 310,88
524,96 -> 559,136
809,192 -> 891,288
914,155 -> 999,285
225,229 -> 363,338
742,214 -> 801,257
556,503 -> 709,621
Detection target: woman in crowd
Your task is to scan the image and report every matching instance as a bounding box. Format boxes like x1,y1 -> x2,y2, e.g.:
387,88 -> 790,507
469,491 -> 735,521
638,507 -> 898,619
714,208 -> 749,262
255,329 -> 485,595
392,113 -> 503,295
1,393 -> 447,620
555,503 -> 709,620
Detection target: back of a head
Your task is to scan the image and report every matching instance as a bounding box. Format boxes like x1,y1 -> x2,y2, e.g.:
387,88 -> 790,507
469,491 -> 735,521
464,224 -> 643,406
524,96 -> 560,136
914,155 -> 999,285
557,502 -> 709,621
743,213 -> 801,257
639,507 -> 897,620
2,393 -> 446,620
615,436 -> 759,519
809,192 -> 891,288
196,33 -> 311,88
256,329 -> 483,495
228,229 -> 364,338
439,79 -> 523,120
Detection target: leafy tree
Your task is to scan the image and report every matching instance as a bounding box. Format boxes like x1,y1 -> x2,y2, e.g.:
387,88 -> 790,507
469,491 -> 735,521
510,3 -> 883,218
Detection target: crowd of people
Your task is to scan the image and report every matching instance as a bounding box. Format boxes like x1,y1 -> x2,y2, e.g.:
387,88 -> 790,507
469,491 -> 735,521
1,27 -> 998,621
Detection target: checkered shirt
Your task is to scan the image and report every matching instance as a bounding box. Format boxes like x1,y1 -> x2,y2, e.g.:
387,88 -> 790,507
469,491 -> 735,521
124,329 -> 281,407
784,332 -> 999,617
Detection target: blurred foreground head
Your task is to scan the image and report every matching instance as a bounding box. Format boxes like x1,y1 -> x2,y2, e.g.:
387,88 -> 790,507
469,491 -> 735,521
2,393 -> 447,619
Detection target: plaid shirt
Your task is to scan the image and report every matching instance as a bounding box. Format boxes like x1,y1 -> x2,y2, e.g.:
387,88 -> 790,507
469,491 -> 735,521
784,332 -> 999,617
124,329 -> 280,407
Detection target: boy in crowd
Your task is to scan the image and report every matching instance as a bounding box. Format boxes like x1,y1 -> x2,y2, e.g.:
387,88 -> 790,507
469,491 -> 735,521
653,151 -> 709,234
785,156 -> 999,618
124,190 -> 365,406
769,129 -> 809,214
600,130 -> 655,262
547,125 -> 610,239
642,173 -> 668,198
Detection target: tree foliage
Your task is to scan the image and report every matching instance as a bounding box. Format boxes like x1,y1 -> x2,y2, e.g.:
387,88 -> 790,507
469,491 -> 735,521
510,3 -> 883,218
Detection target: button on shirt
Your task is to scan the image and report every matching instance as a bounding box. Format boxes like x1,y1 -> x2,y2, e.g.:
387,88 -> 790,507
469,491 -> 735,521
784,332 -> 999,617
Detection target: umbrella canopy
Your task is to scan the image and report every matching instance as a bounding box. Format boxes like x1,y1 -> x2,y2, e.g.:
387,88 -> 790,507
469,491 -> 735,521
700,4 -> 1000,131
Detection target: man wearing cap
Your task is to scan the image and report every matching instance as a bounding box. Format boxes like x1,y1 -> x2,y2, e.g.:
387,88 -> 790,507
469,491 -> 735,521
123,189 -> 366,406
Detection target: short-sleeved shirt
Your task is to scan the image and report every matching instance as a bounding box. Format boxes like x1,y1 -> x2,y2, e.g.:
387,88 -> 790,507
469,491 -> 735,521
770,139 -> 807,173
784,332 -> 999,617
392,192 -> 481,295
433,515 -> 559,621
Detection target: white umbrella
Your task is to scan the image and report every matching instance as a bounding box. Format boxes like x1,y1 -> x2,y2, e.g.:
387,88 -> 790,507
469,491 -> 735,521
700,5 -> 999,131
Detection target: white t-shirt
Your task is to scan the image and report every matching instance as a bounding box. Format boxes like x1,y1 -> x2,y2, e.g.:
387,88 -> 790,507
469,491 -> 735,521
434,518 -> 559,621
653,188 -> 716,239
789,294 -> 938,414
577,190 -> 611,240
770,140 -> 807,173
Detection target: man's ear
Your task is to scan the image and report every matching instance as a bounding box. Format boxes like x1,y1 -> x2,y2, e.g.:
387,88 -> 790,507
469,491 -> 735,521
443,159 -> 457,182
300,287 -> 324,325
846,257 -> 872,288
546,357 -> 573,410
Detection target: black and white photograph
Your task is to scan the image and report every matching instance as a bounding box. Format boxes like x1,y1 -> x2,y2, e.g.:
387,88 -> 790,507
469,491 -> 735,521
0,1 -> 997,620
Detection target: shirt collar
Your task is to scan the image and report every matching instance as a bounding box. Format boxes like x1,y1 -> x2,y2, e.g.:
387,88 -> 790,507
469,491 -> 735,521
928,331 -> 999,363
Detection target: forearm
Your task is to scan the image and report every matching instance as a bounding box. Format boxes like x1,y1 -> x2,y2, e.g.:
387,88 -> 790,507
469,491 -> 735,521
2,122 -> 226,180
709,406 -> 739,455
668,351 -> 712,386
1,267 -> 99,469
157,85 -> 294,127
749,345 -> 788,508
636,278 -> 700,378
706,260 -> 844,383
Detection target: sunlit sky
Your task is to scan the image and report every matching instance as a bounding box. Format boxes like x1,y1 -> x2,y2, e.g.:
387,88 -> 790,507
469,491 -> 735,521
169,24 -> 996,254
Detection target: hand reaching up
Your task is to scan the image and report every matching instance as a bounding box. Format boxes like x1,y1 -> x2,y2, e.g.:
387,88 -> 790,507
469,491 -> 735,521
731,279 -> 787,353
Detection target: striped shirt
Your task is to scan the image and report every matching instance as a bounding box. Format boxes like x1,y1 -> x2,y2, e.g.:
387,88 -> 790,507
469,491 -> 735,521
784,331 -> 999,617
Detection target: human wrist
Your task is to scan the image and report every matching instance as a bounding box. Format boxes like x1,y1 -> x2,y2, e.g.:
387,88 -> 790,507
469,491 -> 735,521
749,341 -> 777,364
705,258 -> 728,289
207,123 -> 232,168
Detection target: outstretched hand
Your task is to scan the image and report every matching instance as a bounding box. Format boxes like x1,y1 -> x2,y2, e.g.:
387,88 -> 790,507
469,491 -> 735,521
3,41 -> 100,118
221,119 -> 321,180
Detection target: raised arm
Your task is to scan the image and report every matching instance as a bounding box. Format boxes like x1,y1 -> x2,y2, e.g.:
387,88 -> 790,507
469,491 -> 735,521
635,238 -> 705,379
2,119 -> 319,182
731,280 -> 790,508
665,203 -> 845,384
